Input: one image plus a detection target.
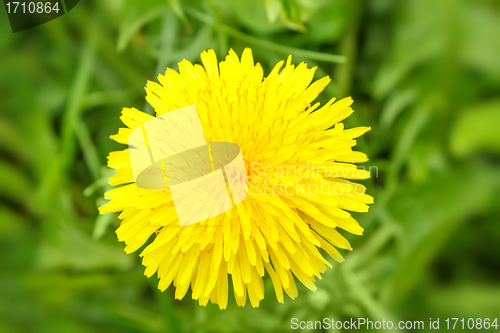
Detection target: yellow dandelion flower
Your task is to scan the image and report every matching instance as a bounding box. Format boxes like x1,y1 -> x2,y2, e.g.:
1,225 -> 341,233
99,48 -> 373,309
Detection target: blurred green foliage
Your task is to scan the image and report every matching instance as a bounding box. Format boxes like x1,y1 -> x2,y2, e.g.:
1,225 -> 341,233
1,0 -> 499,332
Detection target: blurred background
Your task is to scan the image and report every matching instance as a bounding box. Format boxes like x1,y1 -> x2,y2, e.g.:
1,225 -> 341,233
1,0 -> 499,332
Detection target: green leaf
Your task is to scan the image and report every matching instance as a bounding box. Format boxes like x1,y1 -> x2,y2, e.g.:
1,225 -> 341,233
167,0 -> 192,33
117,2 -> 166,52
38,221 -> 133,271
372,0 -> 446,98
304,0 -> 348,43
217,0 -> 287,35
92,210 -> 117,240
280,0 -> 307,32
384,164 -> 495,306
450,100 -> 500,157
379,84 -> 417,129
263,0 -> 282,23
0,119 -> 31,162
423,284 -> 500,318
460,2 -> 500,83
0,161 -> 32,205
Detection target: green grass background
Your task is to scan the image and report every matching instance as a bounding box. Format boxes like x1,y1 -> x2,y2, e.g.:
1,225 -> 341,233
1,0 -> 499,332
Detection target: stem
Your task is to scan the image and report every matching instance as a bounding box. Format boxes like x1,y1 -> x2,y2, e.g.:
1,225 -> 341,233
60,42 -> 95,172
186,8 -> 346,64
336,1 -> 361,97
149,278 -> 181,332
